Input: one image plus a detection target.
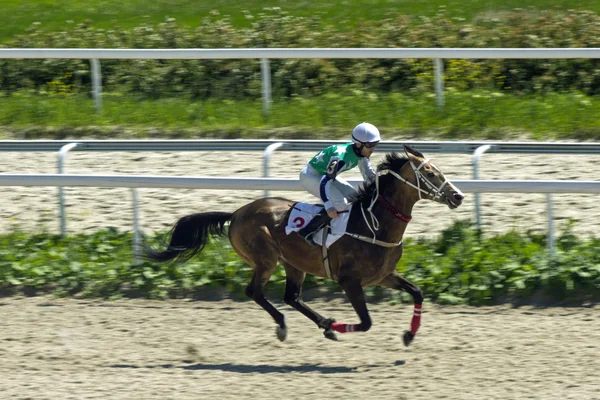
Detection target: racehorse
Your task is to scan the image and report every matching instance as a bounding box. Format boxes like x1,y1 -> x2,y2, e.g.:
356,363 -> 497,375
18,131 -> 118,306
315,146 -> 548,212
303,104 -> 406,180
146,145 -> 464,346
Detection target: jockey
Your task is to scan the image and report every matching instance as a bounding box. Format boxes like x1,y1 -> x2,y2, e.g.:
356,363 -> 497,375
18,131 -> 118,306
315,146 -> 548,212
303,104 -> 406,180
298,122 -> 381,244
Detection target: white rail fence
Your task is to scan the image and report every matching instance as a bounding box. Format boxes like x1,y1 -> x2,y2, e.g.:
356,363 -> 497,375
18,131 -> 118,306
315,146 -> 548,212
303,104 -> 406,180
2,48 -> 600,113
1,173 -> 599,263
3,139 -> 600,236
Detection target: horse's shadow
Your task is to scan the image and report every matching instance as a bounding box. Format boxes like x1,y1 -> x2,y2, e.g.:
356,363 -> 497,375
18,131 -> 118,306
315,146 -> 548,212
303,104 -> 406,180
183,362 -> 357,374
107,361 -> 404,374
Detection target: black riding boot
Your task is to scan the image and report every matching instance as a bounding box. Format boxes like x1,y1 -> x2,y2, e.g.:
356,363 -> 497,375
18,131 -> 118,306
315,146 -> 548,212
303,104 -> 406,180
298,209 -> 332,245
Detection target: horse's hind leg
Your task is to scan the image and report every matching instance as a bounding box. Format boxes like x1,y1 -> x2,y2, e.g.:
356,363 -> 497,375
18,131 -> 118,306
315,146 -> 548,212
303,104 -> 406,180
245,268 -> 288,341
378,272 -> 424,346
235,228 -> 288,341
281,261 -> 337,340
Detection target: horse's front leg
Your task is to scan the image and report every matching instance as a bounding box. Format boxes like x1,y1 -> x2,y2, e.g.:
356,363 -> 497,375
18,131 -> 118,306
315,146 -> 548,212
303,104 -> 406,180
329,276 -> 372,335
378,272 -> 424,346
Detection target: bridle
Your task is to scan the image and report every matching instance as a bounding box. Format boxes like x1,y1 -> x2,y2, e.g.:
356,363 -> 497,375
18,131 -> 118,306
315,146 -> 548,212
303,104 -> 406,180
358,158 -> 449,245
384,158 -> 449,201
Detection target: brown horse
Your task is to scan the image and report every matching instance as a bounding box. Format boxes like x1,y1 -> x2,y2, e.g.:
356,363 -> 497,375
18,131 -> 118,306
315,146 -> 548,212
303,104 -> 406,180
146,145 -> 464,346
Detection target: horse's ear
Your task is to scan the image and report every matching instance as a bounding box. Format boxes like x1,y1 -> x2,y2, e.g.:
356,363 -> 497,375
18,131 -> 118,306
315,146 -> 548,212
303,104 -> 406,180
403,144 -> 425,159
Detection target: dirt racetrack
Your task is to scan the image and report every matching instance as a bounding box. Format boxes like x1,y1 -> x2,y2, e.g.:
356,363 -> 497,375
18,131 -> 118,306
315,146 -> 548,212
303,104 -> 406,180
1,296 -> 599,399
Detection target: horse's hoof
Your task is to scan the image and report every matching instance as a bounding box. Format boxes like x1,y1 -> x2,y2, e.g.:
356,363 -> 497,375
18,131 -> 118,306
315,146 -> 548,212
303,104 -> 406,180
323,329 -> 338,341
403,331 -> 415,347
276,325 -> 288,342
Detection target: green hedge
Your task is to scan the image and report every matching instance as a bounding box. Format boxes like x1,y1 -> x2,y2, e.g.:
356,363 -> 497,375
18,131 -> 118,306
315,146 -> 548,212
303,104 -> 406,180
1,222 -> 598,305
2,9 -> 600,99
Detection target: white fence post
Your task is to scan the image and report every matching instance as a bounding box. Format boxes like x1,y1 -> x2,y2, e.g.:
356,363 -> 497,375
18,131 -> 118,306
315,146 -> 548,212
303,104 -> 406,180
434,58 -> 445,108
89,58 -> 102,115
132,188 -> 142,264
547,194 -> 554,254
57,143 -> 80,236
261,58 -> 272,116
263,142 -> 285,197
472,144 -> 493,231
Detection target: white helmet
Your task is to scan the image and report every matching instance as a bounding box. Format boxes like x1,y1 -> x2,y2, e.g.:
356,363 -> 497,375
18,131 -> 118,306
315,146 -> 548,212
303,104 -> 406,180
351,122 -> 381,146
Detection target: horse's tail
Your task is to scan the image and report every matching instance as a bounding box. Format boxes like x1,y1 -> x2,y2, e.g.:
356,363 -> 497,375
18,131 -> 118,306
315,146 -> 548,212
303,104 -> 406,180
145,212 -> 233,263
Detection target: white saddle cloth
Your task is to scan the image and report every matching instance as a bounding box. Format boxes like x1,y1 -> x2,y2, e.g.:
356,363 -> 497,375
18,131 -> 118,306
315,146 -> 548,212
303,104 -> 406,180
284,202 -> 352,248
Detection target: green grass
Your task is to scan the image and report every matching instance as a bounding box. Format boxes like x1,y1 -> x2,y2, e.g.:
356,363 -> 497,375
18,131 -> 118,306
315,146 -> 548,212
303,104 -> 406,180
2,90 -> 600,140
2,0 -> 600,43
2,223 -> 599,304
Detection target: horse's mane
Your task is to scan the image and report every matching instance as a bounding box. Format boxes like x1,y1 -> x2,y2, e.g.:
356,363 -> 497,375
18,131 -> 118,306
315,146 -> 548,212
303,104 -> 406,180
351,149 -> 423,205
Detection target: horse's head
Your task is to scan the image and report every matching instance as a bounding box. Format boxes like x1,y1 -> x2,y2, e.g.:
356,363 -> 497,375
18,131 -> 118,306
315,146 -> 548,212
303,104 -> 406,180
370,145 -> 464,210
397,145 -> 465,209
355,146 -> 465,211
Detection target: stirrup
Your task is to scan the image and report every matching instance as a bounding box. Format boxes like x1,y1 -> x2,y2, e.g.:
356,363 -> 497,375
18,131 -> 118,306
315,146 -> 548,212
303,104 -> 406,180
298,212 -> 329,246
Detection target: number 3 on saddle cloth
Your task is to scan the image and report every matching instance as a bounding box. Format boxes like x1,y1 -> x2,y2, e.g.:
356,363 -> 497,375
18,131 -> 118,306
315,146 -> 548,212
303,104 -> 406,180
284,202 -> 352,248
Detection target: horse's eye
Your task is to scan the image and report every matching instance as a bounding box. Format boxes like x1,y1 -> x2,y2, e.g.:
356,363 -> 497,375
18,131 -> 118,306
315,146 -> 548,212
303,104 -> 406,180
427,172 -> 435,178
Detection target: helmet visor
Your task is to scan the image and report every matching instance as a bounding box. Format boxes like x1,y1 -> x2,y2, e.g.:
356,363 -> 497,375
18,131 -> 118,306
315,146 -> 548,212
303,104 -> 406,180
363,141 -> 379,149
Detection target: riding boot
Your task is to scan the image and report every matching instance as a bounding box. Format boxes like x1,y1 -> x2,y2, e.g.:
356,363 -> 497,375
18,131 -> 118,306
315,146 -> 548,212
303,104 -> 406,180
298,209 -> 332,245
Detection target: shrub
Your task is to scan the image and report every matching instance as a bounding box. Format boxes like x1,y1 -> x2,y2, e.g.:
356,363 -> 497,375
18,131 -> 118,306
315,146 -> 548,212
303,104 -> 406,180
1,222 -> 598,305
3,9 -> 600,99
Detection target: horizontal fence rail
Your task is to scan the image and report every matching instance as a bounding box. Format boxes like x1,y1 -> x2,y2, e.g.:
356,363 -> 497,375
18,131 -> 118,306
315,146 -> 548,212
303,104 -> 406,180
1,173 -> 597,262
3,139 -> 600,154
1,174 -> 600,193
4,138 -> 599,237
2,48 -> 600,59
3,47 -> 599,113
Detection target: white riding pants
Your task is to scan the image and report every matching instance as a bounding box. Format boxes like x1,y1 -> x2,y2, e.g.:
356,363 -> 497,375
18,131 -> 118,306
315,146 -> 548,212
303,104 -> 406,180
299,164 -> 358,212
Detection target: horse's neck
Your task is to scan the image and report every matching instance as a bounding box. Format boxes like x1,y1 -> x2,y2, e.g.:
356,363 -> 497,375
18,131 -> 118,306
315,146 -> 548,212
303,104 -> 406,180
378,194 -> 415,241
353,194 -> 416,243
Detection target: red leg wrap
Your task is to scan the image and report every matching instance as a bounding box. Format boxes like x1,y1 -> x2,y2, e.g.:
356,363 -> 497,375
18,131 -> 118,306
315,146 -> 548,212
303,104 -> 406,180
330,322 -> 359,333
410,304 -> 422,335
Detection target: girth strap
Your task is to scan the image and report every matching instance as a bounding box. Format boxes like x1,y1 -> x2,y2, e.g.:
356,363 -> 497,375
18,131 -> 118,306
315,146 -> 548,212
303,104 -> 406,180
321,227 -> 335,280
345,232 -> 403,248
320,228 -> 402,282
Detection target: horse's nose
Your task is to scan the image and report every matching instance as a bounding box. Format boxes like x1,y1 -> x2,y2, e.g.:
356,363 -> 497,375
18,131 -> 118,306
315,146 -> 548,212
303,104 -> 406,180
453,192 -> 465,203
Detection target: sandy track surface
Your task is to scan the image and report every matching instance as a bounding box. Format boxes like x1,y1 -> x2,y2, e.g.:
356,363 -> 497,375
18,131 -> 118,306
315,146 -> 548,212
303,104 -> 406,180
1,148 -> 599,239
1,296 -> 598,400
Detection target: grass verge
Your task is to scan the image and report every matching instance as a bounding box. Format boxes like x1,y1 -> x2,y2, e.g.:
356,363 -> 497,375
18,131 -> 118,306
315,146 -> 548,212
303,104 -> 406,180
2,91 -> 600,140
1,222 -> 599,305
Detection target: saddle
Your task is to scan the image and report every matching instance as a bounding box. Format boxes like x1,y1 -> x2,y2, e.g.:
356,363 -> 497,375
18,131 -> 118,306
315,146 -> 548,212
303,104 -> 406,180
284,202 -> 352,248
